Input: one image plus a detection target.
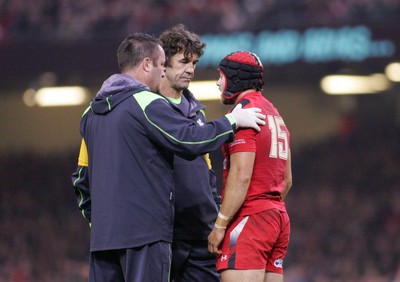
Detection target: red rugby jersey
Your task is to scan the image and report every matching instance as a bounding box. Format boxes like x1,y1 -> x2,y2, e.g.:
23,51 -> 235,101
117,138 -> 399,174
222,91 -> 290,216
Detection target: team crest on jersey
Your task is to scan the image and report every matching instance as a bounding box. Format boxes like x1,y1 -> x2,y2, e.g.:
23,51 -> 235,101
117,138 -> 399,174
274,258 -> 283,268
196,119 -> 204,126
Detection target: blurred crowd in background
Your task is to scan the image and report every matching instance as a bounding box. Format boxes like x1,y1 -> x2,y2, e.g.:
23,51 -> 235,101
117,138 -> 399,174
0,153 -> 89,281
0,113 -> 399,281
285,118 -> 400,282
1,0 -> 400,281
1,0 -> 400,44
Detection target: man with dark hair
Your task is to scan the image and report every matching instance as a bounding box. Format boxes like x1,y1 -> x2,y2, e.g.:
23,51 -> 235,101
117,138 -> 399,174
159,24 -> 219,282
71,33 -> 266,281
208,51 -> 293,282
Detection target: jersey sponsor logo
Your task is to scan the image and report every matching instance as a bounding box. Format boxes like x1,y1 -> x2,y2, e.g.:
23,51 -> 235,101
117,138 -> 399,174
230,138 -> 246,147
220,255 -> 228,261
274,258 -> 283,268
196,119 -> 204,126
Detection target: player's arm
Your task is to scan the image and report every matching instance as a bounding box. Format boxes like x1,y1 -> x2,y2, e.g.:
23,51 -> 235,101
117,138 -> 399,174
208,151 -> 255,254
135,92 -> 265,158
218,151 -> 255,221
281,149 -> 292,201
71,138 -> 92,223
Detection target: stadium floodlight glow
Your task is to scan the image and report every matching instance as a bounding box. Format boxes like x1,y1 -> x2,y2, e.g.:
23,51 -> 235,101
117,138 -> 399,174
385,62 -> 400,82
23,86 -> 89,107
320,74 -> 390,95
188,81 -> 221,101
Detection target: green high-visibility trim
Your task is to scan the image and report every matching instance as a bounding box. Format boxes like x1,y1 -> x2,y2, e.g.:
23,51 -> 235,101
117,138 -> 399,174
134,91 -> 233,145
106,96 -> 112,111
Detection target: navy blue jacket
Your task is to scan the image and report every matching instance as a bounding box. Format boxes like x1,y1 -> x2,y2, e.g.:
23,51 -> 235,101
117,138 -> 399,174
72,74 -> 235,251
168,90 -> 220,241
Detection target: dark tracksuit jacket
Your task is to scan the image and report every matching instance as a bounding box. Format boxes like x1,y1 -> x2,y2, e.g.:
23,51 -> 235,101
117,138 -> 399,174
72,74 -> 235,252
169,89 -> 220,241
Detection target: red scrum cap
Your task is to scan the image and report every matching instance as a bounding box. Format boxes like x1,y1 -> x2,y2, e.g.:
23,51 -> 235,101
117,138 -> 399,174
218,51 -> 264,102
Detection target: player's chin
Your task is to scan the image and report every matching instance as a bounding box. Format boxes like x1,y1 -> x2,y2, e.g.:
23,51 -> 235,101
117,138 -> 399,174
221,97 -> 233,105
179,81 -> 191,89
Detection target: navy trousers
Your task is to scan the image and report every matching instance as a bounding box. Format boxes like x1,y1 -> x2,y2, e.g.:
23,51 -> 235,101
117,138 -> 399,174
89,241 -> 171,282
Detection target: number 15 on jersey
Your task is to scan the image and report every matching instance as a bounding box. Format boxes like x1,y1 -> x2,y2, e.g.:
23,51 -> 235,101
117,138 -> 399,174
268,115 -> 289,160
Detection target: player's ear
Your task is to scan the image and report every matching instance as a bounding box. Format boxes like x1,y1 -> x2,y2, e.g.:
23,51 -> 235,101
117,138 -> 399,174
143,57 -> 152,72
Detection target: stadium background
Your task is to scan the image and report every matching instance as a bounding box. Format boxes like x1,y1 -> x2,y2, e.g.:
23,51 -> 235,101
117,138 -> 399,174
0,0 -> 399,281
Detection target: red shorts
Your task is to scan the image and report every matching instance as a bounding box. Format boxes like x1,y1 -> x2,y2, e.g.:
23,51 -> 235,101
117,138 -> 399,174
216,209 -> 290,274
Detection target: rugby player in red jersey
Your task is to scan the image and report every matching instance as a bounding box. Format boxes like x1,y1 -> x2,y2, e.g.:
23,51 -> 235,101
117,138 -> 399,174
208,51 -> 293,282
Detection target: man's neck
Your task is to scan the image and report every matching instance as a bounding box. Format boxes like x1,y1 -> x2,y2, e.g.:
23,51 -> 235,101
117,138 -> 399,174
160,81 -> 182,99
164,90 -> 182,99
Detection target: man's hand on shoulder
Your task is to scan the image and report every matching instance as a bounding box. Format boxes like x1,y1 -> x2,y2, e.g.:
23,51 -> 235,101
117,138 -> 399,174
230,103 -> 266,132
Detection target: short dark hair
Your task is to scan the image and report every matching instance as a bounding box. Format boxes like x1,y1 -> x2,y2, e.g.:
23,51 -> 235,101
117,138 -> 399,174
117,33 -> 162,71
159,24 -> 206,66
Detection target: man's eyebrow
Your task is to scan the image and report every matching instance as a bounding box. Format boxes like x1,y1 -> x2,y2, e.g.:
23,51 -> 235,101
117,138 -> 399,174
180,56 -> 199,64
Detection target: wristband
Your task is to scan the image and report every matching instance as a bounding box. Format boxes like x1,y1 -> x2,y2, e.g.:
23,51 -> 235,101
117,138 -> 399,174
214,223 -> 227,230
218,211 -> 231,221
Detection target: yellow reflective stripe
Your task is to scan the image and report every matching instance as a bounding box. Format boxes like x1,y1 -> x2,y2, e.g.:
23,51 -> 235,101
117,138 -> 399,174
78,139 -> 89,166
204,153 -> 212,170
